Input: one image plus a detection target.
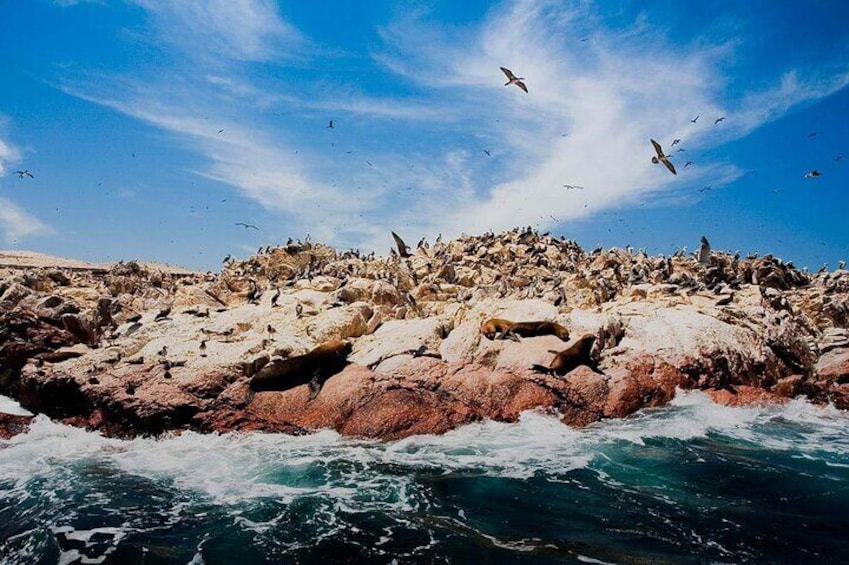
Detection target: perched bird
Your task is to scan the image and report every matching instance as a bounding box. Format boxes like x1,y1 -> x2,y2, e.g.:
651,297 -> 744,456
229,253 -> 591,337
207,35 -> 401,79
714,117 -> 725,124
267,324 -> 276,335
805,170 -> 822,179
690,115 -> 700,123
295,303 -> 303,318
235,222 -> 259,230
15,170 -> 34,179
270,287 -> 281,307
671,138 -> 681,147
650,139 -> 677,175
698,236 -> 711,265
199,339 -> 208,356
392,231 -> 411,258
154,306 -> 171,321
500,67 -> 528,93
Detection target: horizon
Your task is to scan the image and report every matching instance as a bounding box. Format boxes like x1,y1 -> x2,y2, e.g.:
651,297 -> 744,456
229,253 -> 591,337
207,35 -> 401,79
1,0 -> 848,271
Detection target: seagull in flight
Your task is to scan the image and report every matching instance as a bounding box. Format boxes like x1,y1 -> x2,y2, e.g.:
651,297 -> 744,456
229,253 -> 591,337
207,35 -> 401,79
15,170 -> 34,179
690,115 -> 700,123
650,139 -> 677,175
671,138 -> 681,147
684,161 -> 694,168
562,184 -> 585,190
483,149 -> 491,157
714,117 -> 725,124
328,119 -> 334,129
235,222 -> 260,230
698,185 -> 712,193
804,170 -> 822,179
500,67 -> 528,93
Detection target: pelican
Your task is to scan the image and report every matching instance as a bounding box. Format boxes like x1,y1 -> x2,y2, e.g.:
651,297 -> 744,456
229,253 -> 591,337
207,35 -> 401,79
650,139 -> 677,175
500,67 -> 528,93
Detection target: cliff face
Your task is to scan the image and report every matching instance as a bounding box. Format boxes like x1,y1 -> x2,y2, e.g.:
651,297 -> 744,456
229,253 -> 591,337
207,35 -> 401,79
2,230 -> 848,440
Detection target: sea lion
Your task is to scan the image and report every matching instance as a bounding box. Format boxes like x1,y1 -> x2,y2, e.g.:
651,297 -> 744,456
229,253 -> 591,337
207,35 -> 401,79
480,318 -> 570,341
532,334 -> 599,376
248,339 -> 352,400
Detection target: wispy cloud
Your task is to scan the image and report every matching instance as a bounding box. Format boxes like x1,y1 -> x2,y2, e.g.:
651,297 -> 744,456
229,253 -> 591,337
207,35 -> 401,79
53,0 -> 849,254
132,0 -> 305,63
373,0 -> 849,238
0,198 -> 52,244
0,130 -> 53,244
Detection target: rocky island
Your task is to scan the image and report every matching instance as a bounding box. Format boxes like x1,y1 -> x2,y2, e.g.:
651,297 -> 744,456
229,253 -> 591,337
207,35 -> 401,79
2,229 -> 848,440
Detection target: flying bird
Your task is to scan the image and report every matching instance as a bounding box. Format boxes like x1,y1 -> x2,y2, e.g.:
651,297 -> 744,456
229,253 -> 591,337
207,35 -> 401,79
650,139 -> 677,175
671,138 -> 681,147
834,154 -> 845,162
690,115 -> 700,123
714,117 -> 725,124
698,185 -> 712,192
804,170 -> 822,179
562,184 -> 585,190
391,231 -> 411,258
500,67 -> 528,93
235,222 -> 259,230
684,161 -> 694,168
218,129 -> 225,134
15,170 -> 34,179
483,149 -> 491,157
328,120 -> 334,129
807,131 -> 818,138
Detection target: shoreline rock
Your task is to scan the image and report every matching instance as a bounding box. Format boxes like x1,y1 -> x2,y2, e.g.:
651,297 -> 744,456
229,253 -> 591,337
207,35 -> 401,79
2,230 -> 848,440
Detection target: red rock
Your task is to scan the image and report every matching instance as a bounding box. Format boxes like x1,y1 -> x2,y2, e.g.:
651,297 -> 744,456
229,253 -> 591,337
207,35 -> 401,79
0,413 -> 33,439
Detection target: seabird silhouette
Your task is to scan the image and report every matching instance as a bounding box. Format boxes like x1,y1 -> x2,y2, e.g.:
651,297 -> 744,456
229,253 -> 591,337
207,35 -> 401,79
690,115 -> 700,123
698,185 -> 712,192
562,184 -> 585,190
392,231 -> 411,258
650,139 -> 677,175
714,117 -> 725,124
483,149 -> 491,156
671,138 -> 681,147
328,120 -> 334,129
804,170 -> 822,179
500,67 -> 528,93
684,161 -> 694,168
698,236 -> 711,264
807,131 -> 818,138
235,222 -> 259,230
15,170 -> 34,179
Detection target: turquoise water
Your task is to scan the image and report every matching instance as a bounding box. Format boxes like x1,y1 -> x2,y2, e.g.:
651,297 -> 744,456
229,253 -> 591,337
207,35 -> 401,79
1,391 -> 847,564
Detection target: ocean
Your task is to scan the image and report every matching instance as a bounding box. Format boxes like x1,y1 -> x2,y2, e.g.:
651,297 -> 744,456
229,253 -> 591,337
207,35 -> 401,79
1,391 -> 847,564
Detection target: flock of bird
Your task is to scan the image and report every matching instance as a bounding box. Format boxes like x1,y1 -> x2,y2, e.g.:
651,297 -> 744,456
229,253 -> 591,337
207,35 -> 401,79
5,64 -> 844,266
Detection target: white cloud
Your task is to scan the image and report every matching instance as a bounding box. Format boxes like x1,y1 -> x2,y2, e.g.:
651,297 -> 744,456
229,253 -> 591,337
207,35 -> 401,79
55,0 -> 849,254
132,0 -> 304,62
0,198 -> 52,244
373,0 -> 849,239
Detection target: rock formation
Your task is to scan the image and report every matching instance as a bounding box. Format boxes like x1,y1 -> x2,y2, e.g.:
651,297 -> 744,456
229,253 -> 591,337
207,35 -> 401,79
1,230 -> 848,440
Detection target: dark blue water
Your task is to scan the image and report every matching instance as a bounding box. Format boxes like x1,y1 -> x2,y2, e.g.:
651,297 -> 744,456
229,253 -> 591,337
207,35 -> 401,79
1,391 -> 847,564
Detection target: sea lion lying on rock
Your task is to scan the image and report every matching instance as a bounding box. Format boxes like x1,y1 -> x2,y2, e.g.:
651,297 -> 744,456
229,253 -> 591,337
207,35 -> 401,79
249,339 -> 352,401
481,318 -> 570,341
531,334 -> 600,376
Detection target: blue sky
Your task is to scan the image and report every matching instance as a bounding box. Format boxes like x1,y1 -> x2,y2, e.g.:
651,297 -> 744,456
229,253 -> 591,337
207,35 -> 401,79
1,0 -> 848,271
